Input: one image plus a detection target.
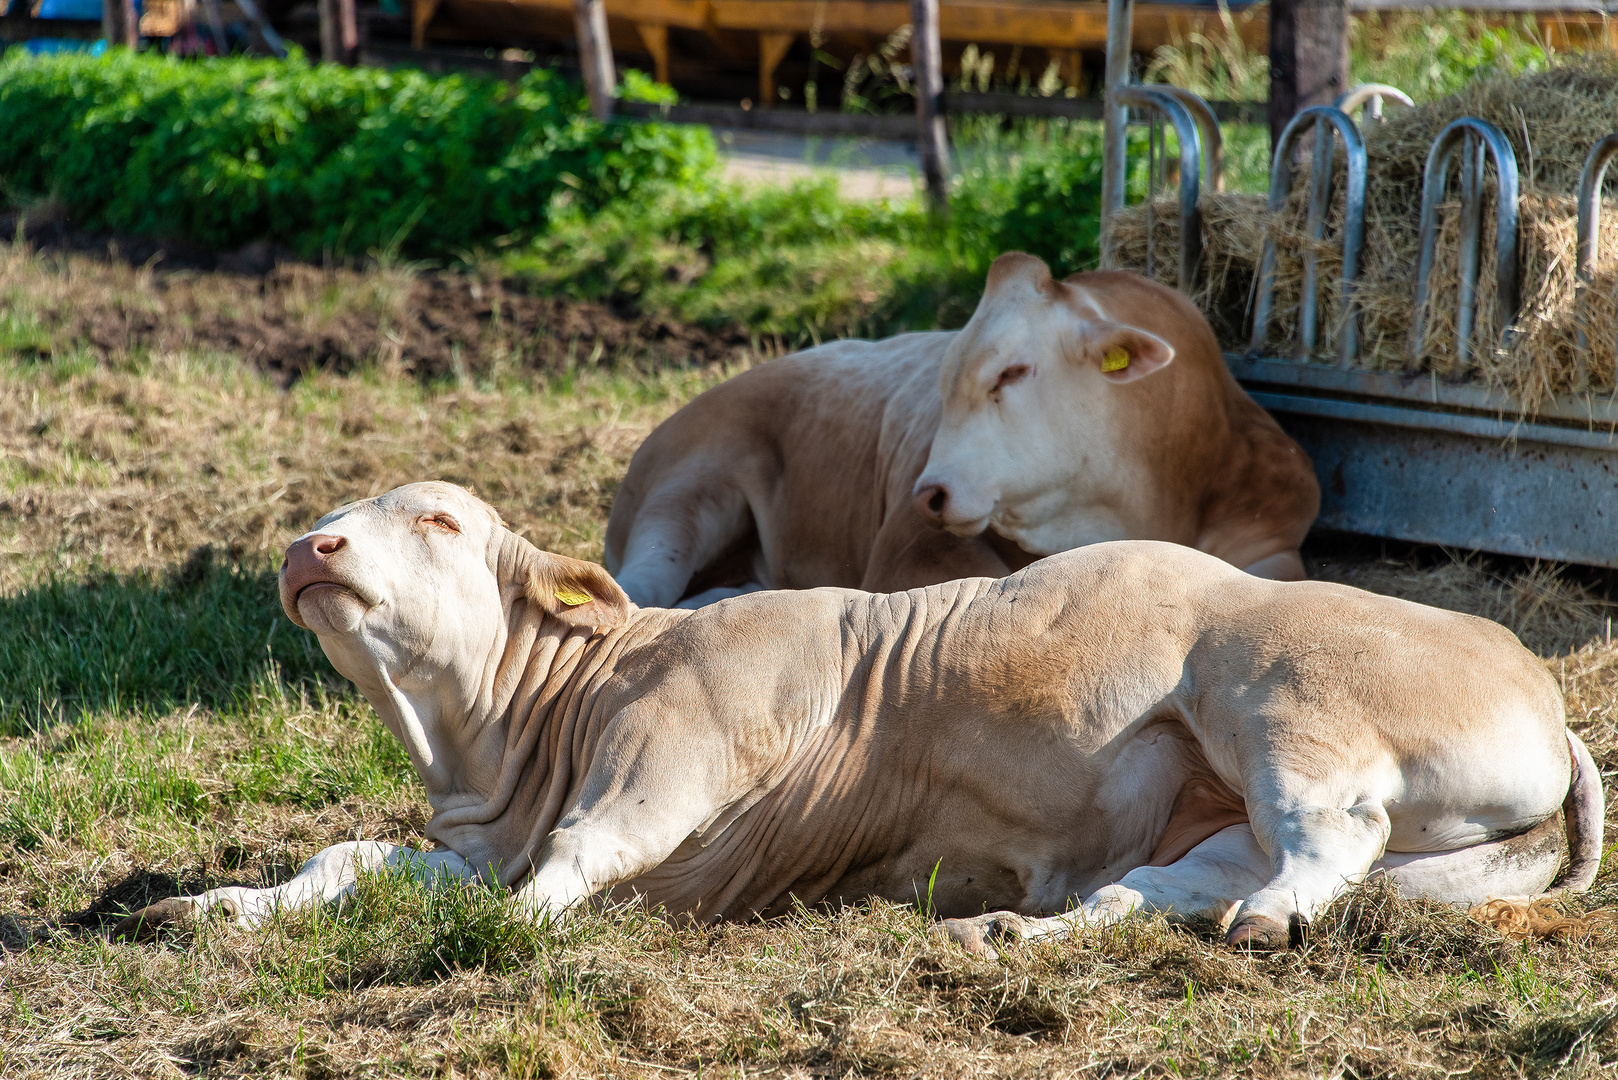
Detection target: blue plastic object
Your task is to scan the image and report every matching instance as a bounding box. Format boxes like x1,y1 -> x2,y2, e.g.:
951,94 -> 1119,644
24,37 -> 109,53
35,0 -> 107,19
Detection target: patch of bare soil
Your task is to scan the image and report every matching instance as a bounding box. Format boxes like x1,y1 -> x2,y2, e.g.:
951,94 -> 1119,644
2,215 -> 754,384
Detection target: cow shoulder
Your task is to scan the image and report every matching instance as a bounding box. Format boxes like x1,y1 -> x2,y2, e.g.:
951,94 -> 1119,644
1063,271 -> 1319,562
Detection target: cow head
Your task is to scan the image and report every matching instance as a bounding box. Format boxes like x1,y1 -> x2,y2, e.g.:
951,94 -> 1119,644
278,481 -> 630,785
912,253 -> 1175,554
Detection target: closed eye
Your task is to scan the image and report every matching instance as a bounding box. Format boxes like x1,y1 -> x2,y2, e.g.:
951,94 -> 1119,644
420,513 -> 461,534
991,364 -> 1031,397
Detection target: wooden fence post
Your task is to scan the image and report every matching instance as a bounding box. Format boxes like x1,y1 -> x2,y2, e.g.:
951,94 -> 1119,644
1268,0 -> 1347,151
635,23 -> 669,85
759,31 -> 793,106
574,0 -> 616,121
102,0 -> 121,48
1100,0 -> 1132,263
320,0 -> 359,62
319,0 -> 337,60
108,0 -> 138,47
910,0 -> 949,210
340,0 -> 358,62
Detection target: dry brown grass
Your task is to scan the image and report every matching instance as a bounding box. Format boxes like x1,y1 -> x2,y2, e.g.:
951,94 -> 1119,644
1111,56 -> 1618,413
0,243 -> 758,593
5,242 -> 1618,1078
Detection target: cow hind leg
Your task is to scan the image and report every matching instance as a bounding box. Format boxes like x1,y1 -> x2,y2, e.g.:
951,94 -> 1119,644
1226,799 -> 1392,949
111,842 -> 479,941
938,816 -> 1572,960
938,824 -> 1273,959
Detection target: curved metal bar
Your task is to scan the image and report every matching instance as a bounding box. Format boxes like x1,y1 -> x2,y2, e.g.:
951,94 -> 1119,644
1408,117 -> 1519,373
1113,85 -> 1203,290
1574,133 -> 1618,390
1152,86 -> 1224,192
1249,106 -> 1367,366
1333,83 -> 1414,124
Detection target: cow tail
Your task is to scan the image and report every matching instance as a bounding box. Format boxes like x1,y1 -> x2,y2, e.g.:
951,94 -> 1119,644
1549,730 -> 1605,895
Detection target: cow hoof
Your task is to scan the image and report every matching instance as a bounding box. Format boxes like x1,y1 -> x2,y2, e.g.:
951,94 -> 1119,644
1225,913 -> 1300,951
937,912 -> 1030,960
111,897 -> 197,942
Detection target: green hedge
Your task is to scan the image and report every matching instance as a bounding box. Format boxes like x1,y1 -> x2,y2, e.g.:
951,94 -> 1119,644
0,51 -> 717,257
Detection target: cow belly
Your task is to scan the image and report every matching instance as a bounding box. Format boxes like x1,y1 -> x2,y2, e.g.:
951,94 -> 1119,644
1148,772 -> 1249,867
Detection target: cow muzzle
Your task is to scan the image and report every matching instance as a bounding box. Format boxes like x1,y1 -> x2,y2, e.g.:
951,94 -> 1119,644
280,533 -> 369,633
911,480 -> 991,536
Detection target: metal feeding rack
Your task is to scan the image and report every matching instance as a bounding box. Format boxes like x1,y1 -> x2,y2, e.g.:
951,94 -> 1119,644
1098,0 -> 1618,567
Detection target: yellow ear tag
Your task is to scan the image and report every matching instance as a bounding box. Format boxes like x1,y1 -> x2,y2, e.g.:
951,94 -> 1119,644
554,588 -> 592,607
1101,348 -> 1131,373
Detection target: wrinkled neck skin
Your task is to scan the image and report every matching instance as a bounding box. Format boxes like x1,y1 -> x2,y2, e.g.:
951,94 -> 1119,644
340,529 -> 683,883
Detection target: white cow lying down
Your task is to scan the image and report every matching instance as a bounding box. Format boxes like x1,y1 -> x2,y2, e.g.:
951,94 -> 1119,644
116,483 -> 1602,951
607,253 -> 1321,609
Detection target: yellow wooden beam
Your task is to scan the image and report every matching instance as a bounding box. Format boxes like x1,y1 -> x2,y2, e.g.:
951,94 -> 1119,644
712,0 -> 905,36
636,21 -> 670,82
758,29 -> 793,104
601,0 -> 712,30
942,4 -> 1109,47
412,0 -> 441,47
489,0 -> 715,31
425,0 -> 1255,55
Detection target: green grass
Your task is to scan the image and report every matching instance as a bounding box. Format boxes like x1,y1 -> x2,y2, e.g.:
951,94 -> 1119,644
1143,5 -> 1552,105
0,684 -> 411,852
505,118 -> 1154,344
0,551 -> 332,734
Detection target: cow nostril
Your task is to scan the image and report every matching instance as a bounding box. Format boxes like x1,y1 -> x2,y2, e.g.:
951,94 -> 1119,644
913,484 -> 949,524
312,535 -> 346,557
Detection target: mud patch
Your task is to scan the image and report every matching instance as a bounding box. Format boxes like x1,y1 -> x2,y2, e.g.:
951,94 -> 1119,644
2,216 -> 755,384
55,268 -> 751,385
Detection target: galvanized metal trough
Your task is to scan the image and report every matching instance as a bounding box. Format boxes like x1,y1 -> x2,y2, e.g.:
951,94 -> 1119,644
1100,0 -> 1618,567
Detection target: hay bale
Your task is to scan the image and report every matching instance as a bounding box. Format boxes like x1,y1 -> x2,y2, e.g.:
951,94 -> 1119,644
1110,56 -> 1618,414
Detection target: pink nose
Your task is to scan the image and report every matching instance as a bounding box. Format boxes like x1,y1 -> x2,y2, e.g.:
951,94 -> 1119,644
283,533 -> 346,581
912,484 -> 950,527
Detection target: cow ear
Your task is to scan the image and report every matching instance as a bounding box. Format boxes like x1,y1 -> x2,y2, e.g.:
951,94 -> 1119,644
983,251 -> 1056,296
525,553 -> 632,629
1072,323 -> 1175,384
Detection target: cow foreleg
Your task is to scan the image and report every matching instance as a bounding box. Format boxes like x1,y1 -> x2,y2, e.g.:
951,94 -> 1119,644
511,702 -> 768,924
611,480 -> 756,609
112,841 -> 480,940
511,775 -> 733,925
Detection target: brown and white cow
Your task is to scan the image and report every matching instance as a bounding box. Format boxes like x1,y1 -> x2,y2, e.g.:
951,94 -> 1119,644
606,253 -> 1319,608
117,483 -> 1601,951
